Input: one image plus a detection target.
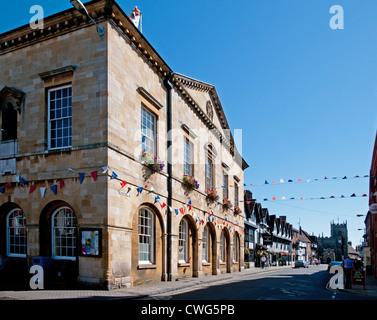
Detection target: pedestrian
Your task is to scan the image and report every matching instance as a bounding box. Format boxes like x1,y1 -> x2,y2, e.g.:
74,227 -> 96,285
343,256 -> 354,289
261,255 -> 266,269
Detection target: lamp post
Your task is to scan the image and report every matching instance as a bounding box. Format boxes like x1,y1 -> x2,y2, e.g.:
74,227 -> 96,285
70,0 -> 104,36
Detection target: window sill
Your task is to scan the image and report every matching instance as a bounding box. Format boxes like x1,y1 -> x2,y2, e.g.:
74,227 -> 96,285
178,262 -> 190,267
137,264 -> 156,270
202,262 -> 210,266
219,261 -> 226,265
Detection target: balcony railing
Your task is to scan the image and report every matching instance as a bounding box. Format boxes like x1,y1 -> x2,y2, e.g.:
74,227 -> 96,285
0,139 -> 17,158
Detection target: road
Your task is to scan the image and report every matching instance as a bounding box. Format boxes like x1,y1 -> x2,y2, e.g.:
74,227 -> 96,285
144,265 -> 375,300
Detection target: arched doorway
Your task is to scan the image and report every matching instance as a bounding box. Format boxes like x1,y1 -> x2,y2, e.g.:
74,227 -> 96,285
39,201 -> 78,286
131,204 -> 165,286
0,202 -> 28,285
201,222 -> 217,276
177,215 -> 198,279
219,228 -> 230,274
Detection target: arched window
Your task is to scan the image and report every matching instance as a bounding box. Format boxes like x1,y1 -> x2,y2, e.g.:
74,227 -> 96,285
233,234 -> 238,262
51,207 -> 76,260
138,208 -> 154,264
220,231 -> 225,262
179,219 -> 188,262
202,225 -> 209,262
6,208 -> 26,257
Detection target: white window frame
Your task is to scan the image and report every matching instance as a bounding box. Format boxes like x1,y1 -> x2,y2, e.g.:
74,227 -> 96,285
220,231 -> 225,262
223,172 -> 228,199
202,226 -> 209,262
138,208 -> 155,264
179,219 -> 188,263
141,106 -> 157,155
47,85 -> 72,150
183,137 -> 193,176
6,208 -> 27,258
51,206 -> 76,261
234,183 -> 239,208
205,157 -> 213,190
233,234 -> 238,262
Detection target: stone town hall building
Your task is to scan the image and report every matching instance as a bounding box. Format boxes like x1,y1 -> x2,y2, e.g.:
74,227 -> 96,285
0,0 -> 247,289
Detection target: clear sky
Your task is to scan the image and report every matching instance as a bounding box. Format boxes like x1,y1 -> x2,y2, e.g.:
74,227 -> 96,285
1,0 -> 377,247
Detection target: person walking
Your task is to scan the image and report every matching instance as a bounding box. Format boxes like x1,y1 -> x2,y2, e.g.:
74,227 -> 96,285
261,255 -> 266,269
343,256 -> 354,289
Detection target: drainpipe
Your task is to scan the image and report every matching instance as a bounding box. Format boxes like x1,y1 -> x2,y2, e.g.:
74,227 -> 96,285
164,74 -> 173,281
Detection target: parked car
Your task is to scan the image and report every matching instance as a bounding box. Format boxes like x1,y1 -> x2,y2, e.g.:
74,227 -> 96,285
327,261 -> 342,272
295,260 -> 309,268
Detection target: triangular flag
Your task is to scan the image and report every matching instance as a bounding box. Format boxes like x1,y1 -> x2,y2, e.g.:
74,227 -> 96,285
91,171 -> 98,182
180,207 -> 184,215
188,205 -> 192,211
298,178 -> 302,182
79,172 -> 85,184
50,184 -> 57,195
40,187 -> 46,198
6,182 -> 12,189
155,195 -> 160,202
265,180 -> 269,184
280,179 -> 284,183
15,174 -> 21,183
0,187 -> 5,194
120,181 -> 127,188
145,184 -> 149,189
111,171 -> 118,179
59,179 -> 65,189
20,177 -> 27,186
161,202 -> 166,209
102,166 -> 109,173
288,180 -> 293,183
188,200 -> 192,205
175,209 -> 179,215
272,197 -> 276,200
29,184 -> 36,194
138,186 -> 143,194
350,193 -> 356,197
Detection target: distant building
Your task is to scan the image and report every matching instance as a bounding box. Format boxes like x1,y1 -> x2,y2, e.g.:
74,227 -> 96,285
318,221 -> 348,263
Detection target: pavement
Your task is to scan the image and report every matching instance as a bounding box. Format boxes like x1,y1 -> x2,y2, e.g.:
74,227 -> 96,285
1,264 -> 377,300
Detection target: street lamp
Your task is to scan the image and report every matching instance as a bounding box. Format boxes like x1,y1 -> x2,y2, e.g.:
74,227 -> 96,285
70,0 -> 104,36
356,214 -> 365,217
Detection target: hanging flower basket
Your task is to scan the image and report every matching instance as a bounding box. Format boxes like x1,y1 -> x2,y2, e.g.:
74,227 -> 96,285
206,188 -> 219,201
141,151 -> 165,173
234,206 -> 242,215
223,198 -> 232,209
183,174 -> 199,190
244,247 -> 250,255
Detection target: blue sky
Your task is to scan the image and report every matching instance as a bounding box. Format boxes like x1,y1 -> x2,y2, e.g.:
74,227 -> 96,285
1,0 -> 377,246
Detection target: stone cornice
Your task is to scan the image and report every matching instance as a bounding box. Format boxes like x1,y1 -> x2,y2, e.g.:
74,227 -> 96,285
0,0 -> 172,79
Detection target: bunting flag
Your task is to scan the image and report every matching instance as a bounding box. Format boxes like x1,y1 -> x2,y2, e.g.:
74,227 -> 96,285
40,187 -> 46,198
79,172 -> 85,184
155,195 -> 160,203
50,184 -> 57,195
59,179 -> 65,190
91,171 -> 98,182
120,180 -> 127,188
111,172 -> 118,180
29,184 -> 36,194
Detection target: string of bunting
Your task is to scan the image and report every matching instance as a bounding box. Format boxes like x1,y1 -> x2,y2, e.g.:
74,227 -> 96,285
249,174 -> 373,187
262,193 -> 369,202
0,165 -> 243,235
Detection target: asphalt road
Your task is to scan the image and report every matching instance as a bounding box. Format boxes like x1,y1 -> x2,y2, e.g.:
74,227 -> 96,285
145,265 -> 375,300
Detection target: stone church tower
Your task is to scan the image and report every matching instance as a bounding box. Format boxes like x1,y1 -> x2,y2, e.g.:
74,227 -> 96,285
318,221 -> 348,263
